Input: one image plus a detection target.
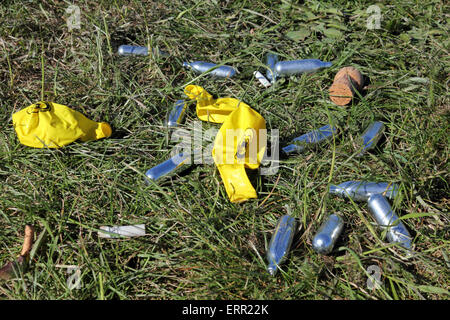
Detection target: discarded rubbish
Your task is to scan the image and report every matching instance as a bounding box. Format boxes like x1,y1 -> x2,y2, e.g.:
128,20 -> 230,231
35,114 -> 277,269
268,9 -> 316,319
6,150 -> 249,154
118,45 -> 148,56
282,124 -> 337,155
265,53 -> 279,83
267,215 -> 297,276
12,101 -> 112,148
367,194 -> 413,252
274,59 -> 332,78
357,121 -> 385,156
329,66 -> 364,106
183,61 -> 237,78
212,105 -> 266,202
167,100 -> 187,127
253,71 -> 271,88
329,181 -> 399,202
184,85 -> 266,203
0,225 -> 34,280
99,224 -> 146,238
117,45 -> 169,57
312,214 -> 344,254
184,85 -> 240,123
145,152 -> 190,182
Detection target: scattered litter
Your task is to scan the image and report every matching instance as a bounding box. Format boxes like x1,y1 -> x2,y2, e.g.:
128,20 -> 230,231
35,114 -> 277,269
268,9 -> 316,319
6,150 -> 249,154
266,215 -> 297,276
265,53 -> 279,83
329,66 -> 364,106
274,59 -> 332,79
118,45 -> 148,56
167,100 -> 187,127
329,181 -> 399,202
99,224 -> 146,239
183,61 -> 237,78
0,225 -> 34,280
145,152 -> 190,182
281,124 -> 337,155
184,84 -> 240,123
12,101 -> 111,148
253,71 -> 271,88
117,45 -> 169,57
212,105 -> 266,202
356,121 -> 385,156
185,85 -> 266,203
367,194 -> 414,254
312,214 -> 344,255
328,180 -> 413,255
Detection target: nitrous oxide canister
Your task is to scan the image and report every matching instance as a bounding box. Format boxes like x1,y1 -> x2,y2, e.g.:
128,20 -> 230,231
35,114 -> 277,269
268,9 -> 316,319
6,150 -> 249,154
282,124 -> 337,155
166,100 -> 187,128
265,53 -> 279,83
312,214 -> 344,255
274,59 -> 332,77
145,152 -> 190,182
367,193 -> 413,252
266,215 -> 297,276
117,45 -> 169,57
357,121 -> 385,156
182,61 -> 237,78
329,181 -> 399,202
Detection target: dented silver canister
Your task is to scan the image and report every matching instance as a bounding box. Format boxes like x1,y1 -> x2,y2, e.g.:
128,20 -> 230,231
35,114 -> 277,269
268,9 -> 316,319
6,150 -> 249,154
266,215 -> 297,276
329,181 -> 399,202
367,193 -> 413,252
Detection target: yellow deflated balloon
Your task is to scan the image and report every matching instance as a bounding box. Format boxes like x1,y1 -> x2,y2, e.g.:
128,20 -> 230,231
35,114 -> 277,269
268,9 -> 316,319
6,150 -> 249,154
184,85 -> 241,123
12,101 -> 112,148
185,85 -> 266,203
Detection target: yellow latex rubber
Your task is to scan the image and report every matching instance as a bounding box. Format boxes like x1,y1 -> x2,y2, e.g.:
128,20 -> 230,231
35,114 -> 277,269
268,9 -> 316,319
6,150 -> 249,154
12,101 -> 112,148
185,85 -> 266,203
184,85 -> 241,123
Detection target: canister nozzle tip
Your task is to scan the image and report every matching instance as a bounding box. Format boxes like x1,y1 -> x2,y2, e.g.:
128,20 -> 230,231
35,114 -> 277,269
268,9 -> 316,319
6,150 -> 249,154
117,45 -> 126,55
267,264 -> 277,276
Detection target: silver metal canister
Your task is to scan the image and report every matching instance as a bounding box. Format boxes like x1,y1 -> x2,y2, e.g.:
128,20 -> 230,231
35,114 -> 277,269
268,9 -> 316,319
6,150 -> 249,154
282,124 -> 337,155
145,152 -> 190,182
117,45 -> 168,57
312,214 -> 344,254
329,181 -> 399,202
266,215 -> 297,276
183,61 -> 236,78
357,121 -> 385,156
367,194 -> 413,252
118,45 -> 148,55
274,59 -> 332,77
265,53 -> 279,83
167,100 -> 187,127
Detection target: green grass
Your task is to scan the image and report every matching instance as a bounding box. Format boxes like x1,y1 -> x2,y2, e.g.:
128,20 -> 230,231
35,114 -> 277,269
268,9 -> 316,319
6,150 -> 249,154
0,0 -> 449,300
